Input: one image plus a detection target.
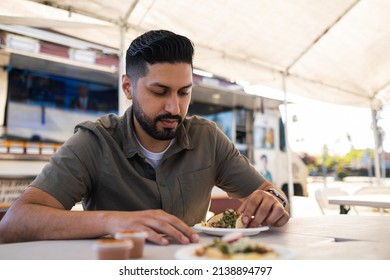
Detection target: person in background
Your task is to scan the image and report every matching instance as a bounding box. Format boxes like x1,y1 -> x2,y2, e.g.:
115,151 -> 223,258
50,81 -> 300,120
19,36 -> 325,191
259,154 -> 273,183
0,30 -> 289,245
70,84 -> 98,111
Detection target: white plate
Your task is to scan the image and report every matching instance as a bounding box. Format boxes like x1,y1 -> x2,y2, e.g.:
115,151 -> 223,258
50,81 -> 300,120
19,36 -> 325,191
175,244 -> 294,260
193,223 -> 269,236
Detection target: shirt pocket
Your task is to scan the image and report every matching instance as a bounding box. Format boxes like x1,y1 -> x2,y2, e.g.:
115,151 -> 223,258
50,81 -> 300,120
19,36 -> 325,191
178,167 -> 215,226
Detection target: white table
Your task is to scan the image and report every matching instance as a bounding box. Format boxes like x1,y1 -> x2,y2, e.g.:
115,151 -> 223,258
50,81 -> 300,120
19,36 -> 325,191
0,230 -> 333,260
1,216 -> 390,260
328,194 -> 390,214
274,215 -> 390,242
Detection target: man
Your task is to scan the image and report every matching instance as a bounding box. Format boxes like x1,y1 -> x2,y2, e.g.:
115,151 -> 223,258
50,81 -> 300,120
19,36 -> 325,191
259,154 -> 273,183
0,30 -> 289,245
70,84 -> 98,111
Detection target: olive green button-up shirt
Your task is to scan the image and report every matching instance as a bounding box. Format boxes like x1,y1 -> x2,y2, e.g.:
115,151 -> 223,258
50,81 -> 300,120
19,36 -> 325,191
32,107 -> 263,225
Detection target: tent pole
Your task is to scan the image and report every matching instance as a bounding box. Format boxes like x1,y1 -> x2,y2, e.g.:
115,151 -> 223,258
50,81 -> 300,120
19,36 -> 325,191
118,25 -> 128,115
371,108 -> 381,185
118,1 -> 140,114
282,73 -> 294,216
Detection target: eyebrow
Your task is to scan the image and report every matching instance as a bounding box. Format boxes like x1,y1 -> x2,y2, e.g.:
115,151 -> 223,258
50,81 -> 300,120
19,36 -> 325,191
149,82 -> 193,90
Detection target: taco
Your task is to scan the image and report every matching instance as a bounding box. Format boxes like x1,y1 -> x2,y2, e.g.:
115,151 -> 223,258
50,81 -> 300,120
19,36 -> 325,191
206,209 -> 245,228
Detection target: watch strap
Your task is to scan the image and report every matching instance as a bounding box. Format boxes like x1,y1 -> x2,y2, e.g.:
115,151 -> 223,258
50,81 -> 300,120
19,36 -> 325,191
266,188 -> 287,208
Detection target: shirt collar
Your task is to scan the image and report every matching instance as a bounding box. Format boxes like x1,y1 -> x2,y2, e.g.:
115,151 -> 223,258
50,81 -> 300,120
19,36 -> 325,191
122,106 -> 193,159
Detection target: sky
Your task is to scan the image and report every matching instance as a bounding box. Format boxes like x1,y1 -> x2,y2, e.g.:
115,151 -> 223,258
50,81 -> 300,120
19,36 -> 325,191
244,84 -> 390,156
283,102 -> 389,156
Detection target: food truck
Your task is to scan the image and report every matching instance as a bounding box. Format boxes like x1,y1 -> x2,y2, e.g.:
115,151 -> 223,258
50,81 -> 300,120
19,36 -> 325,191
0,27 -> 307,205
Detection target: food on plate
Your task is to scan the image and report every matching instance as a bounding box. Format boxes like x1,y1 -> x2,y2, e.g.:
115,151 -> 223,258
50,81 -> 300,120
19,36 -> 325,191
195,232 -> 279,259
206,209 -> 244,228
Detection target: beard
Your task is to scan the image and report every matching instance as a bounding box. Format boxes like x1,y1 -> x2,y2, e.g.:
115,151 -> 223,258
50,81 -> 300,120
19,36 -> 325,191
132,98 -> 183,140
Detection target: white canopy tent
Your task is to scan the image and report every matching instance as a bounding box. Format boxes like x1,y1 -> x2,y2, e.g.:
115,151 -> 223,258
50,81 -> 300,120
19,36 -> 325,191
1,0 -> 390,188
1,0 -> 390,106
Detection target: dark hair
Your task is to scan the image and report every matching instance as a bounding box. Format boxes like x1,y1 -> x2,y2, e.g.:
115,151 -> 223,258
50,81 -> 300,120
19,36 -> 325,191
125,30 -> 194,83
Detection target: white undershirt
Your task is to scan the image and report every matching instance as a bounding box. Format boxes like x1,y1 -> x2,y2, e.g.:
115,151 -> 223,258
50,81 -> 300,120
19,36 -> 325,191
79,97 -> 88,110
135,137 -> 175,169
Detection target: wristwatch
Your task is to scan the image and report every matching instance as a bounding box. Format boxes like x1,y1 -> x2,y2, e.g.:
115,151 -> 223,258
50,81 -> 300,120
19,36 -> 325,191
266,188 -> 288,208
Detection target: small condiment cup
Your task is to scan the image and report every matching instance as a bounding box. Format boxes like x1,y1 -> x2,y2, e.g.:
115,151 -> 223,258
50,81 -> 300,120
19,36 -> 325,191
115,230 -> 148,258
93,239 -> 133,260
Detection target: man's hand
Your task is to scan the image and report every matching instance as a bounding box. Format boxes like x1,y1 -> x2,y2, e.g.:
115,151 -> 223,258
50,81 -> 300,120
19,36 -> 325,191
105,209 -> 199,245
237,189 -> 290,228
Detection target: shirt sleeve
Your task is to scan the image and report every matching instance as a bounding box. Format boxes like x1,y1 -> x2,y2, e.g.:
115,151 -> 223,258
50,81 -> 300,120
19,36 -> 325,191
31,128 -> 101,209
213,126 -> 264,199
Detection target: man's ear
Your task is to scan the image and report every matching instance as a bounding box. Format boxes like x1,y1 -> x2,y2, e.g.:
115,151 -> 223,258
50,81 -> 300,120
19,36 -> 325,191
122,74 -> 132,100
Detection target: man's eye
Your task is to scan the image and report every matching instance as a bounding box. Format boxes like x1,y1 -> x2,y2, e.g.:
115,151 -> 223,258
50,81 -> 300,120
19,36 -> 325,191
151,90 -> 166,95
179,91 -> 190,96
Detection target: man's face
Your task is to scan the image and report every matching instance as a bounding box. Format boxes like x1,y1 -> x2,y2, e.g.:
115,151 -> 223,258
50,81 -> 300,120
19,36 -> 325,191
131,63 -> 193,141
78,86 -> 88,98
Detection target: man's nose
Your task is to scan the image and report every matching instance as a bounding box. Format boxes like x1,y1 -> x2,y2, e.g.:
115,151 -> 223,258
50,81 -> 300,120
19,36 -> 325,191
165,94 -> 180,115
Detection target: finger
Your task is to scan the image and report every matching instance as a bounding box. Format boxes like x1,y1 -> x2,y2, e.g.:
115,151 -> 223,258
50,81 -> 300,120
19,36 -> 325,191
239,190 -> 267,226
141,227 -> 170,246
266,208 -> 290,227
244,190 -> 287,227
117,210 -> 197,245
146,220 -> 192,244
236,198 -> 248,214
168,219 -> 199,243
156,213 -> 199,243
273,214 -> 290,227
246,199 -> 274,228
111,221 -> 170,246
236,200 -> 251,226
144,210 -> 199,244
252,201 -> 289,228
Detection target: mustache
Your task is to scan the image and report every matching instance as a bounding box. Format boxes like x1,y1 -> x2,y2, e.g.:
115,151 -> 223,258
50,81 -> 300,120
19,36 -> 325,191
155,113 -> 182,123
